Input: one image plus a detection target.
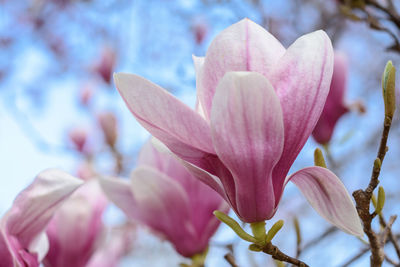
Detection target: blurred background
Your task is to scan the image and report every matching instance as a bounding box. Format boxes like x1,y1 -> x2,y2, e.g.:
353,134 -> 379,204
1,0 -> 400,266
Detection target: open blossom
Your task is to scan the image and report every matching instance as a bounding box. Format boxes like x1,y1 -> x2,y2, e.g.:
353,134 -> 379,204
0,169 -> 82,267
114,19 -> 363,236
43,179 -> 108,267
100,141 -> 228,257
312,52 -> 350,144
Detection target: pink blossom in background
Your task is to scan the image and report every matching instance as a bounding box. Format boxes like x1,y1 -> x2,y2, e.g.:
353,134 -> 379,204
100,141 -> 229,258
43,179 -> 107,267
0,170 -> 82,267
192,18 -> 208,45
79,84 -> 94,107
68,127 -> 89,153
312,52 -> 350,144
93,46 -> 116,85
114,19 -> 363,236
97,111 -> 118,147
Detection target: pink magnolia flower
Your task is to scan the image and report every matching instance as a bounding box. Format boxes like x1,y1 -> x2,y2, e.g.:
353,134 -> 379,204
114,19 -> 363,236
100,141 -> 228,257
312,52 -> 350,144
43,179 -> 108,267
0,169 -> 83,267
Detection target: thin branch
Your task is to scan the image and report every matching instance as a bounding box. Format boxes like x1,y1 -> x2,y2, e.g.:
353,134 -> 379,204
340,246 -> 370,267
379,214 -> 400,260
384,254 -> 399,266
340,234 -> 400,267
224,253 -> 239,267
365,0 -> 400,29
261,242 -> 308,267
352,115 -> 393,266
382,216 -> 397,244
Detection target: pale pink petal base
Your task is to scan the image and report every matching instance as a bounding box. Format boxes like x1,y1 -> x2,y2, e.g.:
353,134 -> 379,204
271,30 -> 334,198
288,166 -> 363,237
211,71 -> 284,222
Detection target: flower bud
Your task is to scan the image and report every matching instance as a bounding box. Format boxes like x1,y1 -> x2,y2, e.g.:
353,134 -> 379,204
314,148 -> 327,168
382,60 -> 396,118
98,112 -> 118,147
94,46 -> 116,84
68,127 -> 88,152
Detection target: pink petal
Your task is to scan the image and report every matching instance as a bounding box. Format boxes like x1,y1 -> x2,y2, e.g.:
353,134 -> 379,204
176,157 -> 227,202
129,167 -> 192,233
114,73 -> 215,162
0,232 -> 13,266
28,232 -> 49,262
201,18 -> 286,118
98,177 -> 138,220
5,169 -> 83,250
288,166 -> 363,237
100,169 -> 197,256
210,71 -> 284,222
270,30 -> 334,197
131,167 -> 211,257
44,180 -> 107,267
150,137 -> 236,207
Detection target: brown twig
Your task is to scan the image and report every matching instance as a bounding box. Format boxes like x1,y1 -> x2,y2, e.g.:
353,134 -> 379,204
352,115 -> 393,266
384,254 -> 399,267
260,242 -> 309,267
381,216 -> 397,245
365,0 -> 400,29
340,234 -> 400,267
379,214 -> 400,260
224,253 -> 239,267
340,246 -> 370,267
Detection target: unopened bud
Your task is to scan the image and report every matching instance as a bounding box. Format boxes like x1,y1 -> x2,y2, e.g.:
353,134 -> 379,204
68,127 -> 88,152
374,158 -> 381,170
314,148 -> 327,168
79,84 -> 94,107
98,112 -> 118,147
94,46 -> 116,84
192,19 -> 208,44
382,61 -> 396,118
375,186 -> 385,214
371,194 -> 377,208
293,217 -> 301,245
